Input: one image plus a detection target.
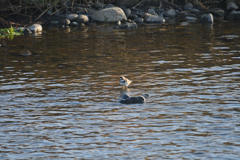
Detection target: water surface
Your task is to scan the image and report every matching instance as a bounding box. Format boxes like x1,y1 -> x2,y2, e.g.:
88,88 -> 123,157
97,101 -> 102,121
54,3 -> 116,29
0,21 -> 240,159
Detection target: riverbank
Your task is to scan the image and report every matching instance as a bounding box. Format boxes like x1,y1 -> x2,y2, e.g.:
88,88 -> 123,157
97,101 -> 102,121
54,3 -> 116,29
0,0 -> 240,30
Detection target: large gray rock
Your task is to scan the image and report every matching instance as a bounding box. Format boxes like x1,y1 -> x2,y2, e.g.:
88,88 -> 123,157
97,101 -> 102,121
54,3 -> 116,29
227,2 -> 239,10
199,13 -> 214,23
28,24 -> 42,32
229,10 -> 240,20
118,0 -> 139,8
145,14 -> 165,23
91,7 -> 127,22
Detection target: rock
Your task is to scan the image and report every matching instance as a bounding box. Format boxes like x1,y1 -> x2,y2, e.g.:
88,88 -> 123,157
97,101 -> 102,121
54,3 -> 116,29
28,24 -> 42,32
94,1 -> 105,9
119,93 -> 149,104
134,17 -> 144,23
189,8 -> 200,13
186,16 -> 197,22
210,8 -> 225,19
184,2 -> 193,10
91,7 -> 127,22
66,14 -> 78,21
118,0 -> 139,8
18,50 -> 32,56
229,10 -> 240,20
164,9 -> 176,17
61,19 -> 70,26
114,21 -> 137,29
23,29 -> 32,35
76,14 -> 89,23
70,21 -> 80,26
227,2 -> 239,10
145,14 -> 165,23
104,4 -> 115,9
50,21 -> 59,24
147,8 -> 158,16
199,13 -> 214,23
125,8 -> 132,17
129,14 -> 138,20
116,21 -> 121,26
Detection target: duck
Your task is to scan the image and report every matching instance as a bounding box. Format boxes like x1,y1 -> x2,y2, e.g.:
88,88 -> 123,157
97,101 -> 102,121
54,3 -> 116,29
119,93 -> 149,104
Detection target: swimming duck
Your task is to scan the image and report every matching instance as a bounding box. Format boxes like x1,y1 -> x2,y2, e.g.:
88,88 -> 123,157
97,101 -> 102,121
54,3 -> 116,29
119,93 -> 149,104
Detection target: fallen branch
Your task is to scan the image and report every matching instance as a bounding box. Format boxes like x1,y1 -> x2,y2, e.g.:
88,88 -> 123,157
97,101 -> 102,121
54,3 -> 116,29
190,0 -> 208,10
159,0 -> 182,11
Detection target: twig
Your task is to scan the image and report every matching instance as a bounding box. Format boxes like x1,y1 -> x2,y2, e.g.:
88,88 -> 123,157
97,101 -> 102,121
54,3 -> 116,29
190,0 -> 208,10
159,0 -> 182,11
132,0 -> 143,8
35,7 -> 50,21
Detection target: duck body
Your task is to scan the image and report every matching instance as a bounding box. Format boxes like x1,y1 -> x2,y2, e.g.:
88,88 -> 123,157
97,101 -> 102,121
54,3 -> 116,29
119,94 -> 149,104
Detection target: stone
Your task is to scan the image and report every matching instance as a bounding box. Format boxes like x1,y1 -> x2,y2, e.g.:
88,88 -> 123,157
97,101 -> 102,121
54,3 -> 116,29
229,10 -> 240,20
227,2 -> 239,10
61,19 -> 70,26
94,1 -> 105,9
18,50 -> 32,56
91,7 -> 127,22
145,14 -> 165,23
114,21 -> 138,29
23,29 -> 32,35
185,16 -> 197,22
70,21 -> 80,26
184,2 -> 193,10
104,4 -> 115,9
28,24 -> 42,32
118,0 -> 139,8
134,17 -> 144,23
66,14 -> 78,21
50,21 -> 59,24
76,14 -> 89,23
164,9 -> 176,17
147,8 -> 158,16
199,13 -> 214,23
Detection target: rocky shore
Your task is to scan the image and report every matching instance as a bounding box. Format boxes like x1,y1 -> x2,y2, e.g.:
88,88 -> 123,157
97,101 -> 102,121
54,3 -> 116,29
1,0 -> 240,34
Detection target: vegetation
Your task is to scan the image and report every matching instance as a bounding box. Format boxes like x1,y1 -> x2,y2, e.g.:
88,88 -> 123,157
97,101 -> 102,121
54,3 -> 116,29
0,26 -> 23,39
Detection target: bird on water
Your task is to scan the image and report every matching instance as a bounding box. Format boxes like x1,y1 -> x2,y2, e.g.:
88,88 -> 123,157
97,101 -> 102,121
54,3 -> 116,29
119,76 -> 132,89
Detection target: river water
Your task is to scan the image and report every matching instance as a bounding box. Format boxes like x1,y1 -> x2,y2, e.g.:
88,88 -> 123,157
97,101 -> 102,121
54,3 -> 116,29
0,21 -> 240,159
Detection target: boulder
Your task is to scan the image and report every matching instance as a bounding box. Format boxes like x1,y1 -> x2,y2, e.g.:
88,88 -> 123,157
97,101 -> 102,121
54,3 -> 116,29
199,13 -> 214,23
66,14 -> 78,21
76,14 -> 89,23
145,14 -> 165,23
91,7 -> 127,22
118,0 -> 139,8
227,2 -> 239,10
228,10 -> 240,20
28,24 -> 42,32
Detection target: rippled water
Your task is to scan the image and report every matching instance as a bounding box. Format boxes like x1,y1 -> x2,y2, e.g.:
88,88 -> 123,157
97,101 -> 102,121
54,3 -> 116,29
0,21 -> 240,159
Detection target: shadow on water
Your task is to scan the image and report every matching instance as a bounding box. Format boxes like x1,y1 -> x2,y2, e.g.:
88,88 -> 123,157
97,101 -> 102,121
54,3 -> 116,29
0,22 -> 240,159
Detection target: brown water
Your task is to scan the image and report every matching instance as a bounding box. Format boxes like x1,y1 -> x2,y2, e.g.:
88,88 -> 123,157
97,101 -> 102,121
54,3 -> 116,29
0,21 -> 240,159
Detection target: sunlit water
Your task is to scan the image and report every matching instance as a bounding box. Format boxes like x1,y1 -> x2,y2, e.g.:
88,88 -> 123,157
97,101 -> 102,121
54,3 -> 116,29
0,21 -> 240,159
